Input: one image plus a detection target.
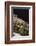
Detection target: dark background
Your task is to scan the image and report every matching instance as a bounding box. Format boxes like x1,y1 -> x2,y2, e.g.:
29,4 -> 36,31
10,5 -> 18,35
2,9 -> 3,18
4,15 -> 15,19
13,8 -> 29,23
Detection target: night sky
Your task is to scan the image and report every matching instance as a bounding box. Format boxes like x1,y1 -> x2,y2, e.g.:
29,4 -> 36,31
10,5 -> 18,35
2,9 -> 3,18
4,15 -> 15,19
13,8 -> 29,23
